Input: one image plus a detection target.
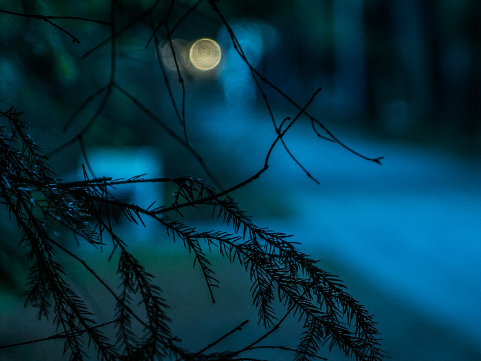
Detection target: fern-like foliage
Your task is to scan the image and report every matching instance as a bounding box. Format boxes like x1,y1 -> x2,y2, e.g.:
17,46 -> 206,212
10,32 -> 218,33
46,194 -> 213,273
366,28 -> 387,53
0,108 -> 116,360
1,106 -> 386,360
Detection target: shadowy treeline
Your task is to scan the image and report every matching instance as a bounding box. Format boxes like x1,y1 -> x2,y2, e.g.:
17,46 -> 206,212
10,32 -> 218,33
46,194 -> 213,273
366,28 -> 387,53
0,0 -> 479,155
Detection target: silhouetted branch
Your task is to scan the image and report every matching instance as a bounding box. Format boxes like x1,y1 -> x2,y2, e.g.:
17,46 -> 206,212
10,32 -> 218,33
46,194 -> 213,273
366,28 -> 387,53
80,0 -> 166,59
0,317 -> 124,350
0,9 -> 110,43
0,9 -> 111,24
0,1 -> 387,360
165,19 -> 188,145
182,320 -> 250,361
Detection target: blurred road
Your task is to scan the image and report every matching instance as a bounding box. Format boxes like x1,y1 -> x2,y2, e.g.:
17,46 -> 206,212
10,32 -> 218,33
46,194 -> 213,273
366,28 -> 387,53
196,105 -> 481,345
270,126 -> 481,345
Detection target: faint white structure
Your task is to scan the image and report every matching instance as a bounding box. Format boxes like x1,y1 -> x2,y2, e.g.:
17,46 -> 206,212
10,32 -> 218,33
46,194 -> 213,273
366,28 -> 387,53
77,147 -> 164,245
158,38 -> 189,72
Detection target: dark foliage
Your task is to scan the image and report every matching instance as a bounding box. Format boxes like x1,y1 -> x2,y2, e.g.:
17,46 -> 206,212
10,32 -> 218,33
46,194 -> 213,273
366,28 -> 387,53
0,1 -> 385,360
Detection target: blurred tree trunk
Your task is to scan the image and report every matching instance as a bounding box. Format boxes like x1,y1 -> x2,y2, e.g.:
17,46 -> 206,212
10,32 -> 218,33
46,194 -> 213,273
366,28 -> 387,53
332,0 -> 367,121
389,0 -> 432,126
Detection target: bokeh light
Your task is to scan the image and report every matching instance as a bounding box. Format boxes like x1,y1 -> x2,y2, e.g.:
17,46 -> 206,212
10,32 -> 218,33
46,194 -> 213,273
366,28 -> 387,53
189,39 -> 221,70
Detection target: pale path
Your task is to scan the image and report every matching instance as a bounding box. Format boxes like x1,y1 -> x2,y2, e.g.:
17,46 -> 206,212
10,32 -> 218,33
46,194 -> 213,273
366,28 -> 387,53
262,123 -> 481,345
196,104 -> 481,345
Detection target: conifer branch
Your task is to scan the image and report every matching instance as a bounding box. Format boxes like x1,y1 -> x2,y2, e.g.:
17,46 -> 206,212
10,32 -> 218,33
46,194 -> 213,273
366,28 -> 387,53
0,1 -> 387,359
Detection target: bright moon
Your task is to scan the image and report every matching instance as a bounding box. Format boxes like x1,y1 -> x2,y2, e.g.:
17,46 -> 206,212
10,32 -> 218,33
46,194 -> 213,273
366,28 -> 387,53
189,39 -> 221,70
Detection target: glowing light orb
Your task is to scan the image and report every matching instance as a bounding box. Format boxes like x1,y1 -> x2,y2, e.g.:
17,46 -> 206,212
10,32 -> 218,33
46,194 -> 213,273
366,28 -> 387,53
189,39 -> 221,70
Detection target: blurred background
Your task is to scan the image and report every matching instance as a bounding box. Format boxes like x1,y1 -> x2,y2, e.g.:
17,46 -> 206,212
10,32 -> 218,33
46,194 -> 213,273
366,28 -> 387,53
0,0 -> 480,360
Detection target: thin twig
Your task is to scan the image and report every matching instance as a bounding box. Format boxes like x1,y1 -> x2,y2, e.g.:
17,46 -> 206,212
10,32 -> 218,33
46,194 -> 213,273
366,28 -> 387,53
0,9 -> 111,24
153,88 -> 322,215
80,0 -> 165,59
165,20 -> 188,145
182,320 -> 249,361
0,317 -> 124,350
